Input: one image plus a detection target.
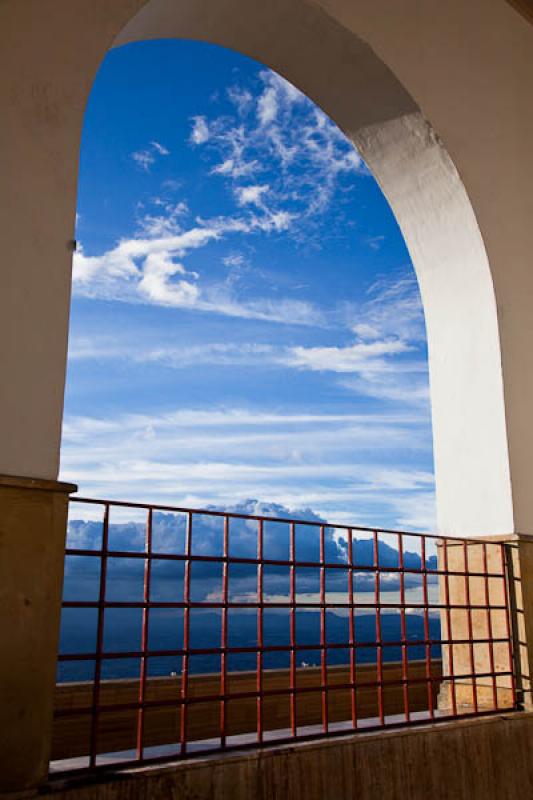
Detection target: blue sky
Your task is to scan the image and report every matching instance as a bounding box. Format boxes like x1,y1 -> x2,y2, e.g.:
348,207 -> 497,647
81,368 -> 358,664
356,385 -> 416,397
60,40 -> 435,531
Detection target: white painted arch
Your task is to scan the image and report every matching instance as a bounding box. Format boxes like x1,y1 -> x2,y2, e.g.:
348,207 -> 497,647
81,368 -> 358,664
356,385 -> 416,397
2,0 -> 532,536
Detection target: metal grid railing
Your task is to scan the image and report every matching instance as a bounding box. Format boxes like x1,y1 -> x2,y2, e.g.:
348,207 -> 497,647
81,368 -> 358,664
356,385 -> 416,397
52,497 -> 518,775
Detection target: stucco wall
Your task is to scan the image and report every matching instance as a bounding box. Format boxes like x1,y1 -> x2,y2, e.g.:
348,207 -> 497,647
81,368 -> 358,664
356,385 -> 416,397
316,0 -> 533,536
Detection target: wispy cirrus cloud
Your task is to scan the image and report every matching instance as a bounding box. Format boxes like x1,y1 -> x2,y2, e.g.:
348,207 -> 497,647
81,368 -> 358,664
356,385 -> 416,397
338,373 -> 429,406
350,274 -> 426,343
190,70 -> 366,228
60,405 -> 434,530
69,269 -> 428,405
282,275 -> 429,405
68,334 -> 420,378
287,339 -> 413,373
74,70 -> 370,326
68,339 -> 278,368
135,199 -> 189,238
131,140 -> 170,171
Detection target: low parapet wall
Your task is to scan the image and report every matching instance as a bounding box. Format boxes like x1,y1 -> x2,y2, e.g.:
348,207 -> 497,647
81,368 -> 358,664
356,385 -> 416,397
52,660 -> 442,761
44,711 -> 532,800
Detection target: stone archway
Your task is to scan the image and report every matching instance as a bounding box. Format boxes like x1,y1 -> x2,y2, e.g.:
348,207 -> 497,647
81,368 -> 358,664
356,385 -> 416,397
2,0 -> 533,793
1,0 -> 520,536
112,0 -> 512,539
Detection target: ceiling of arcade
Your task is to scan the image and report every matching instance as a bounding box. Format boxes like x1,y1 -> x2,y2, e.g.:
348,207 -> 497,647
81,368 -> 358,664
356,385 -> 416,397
505,0 -> 533,25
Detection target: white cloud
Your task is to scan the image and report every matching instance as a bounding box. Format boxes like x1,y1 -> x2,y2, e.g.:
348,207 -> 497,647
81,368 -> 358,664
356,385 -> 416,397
63,407 -> 422,432
287,339 -> 412,374
211,158 -> 259,179
222,253 -> 245,268
73,225 -> 220,288
151,141 -> 170,156
136,200 -> 189,238
132,141 -> 170,171
196,69 -> 365,231
72,242 -> 427,401
278,273 -> 429,405
257,86 -> 278,126
190,116 -> 210,145
227,86 -> 253,115
67,338 -> 427,399
248,209 -> 295,233
235,184 -> 270,206
387,493 -> 437,532
201,292 -> 320,325
352,274 -> 426,344
339,374 -> 429,405
367,235 -> 385,251
71,257 -> 428,410
265,72 -> 304,105
72,218 -> 321,325
68,339 -> 275,370
352,323 -> 379,339
138,253 -> 200,306
132,151 -> 155,171
211,159 -> 235,176
72,223 -> 221,313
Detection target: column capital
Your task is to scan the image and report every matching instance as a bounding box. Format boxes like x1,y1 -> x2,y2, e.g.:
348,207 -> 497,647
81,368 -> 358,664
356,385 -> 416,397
0,474 -> 77,494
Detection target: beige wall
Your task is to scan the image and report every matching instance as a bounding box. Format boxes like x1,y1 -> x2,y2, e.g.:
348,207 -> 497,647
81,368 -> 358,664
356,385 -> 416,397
1,0 -> 532,537
0,1 -> 141,479
0,477 -> 75,793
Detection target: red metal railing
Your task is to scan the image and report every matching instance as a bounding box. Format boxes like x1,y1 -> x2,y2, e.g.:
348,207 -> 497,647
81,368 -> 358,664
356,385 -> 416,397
51,497 -> 518,775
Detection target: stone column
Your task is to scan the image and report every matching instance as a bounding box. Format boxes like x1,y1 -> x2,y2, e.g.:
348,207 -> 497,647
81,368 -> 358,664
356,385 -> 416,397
438,535 -> 533,715
0,475 -> 76,797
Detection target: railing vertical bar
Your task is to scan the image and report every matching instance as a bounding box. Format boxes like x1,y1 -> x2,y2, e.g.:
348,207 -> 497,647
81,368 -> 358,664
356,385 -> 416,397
320,524 -> 328,734
89,503 -> 109,769
289,522 -> 297,736
482,543 -> 498,709
220,515 -> 229,747
347,529 -> 357,728
180,511 -> 193,755
463,541 -> 478,713
398,533 -> 410,722
257,519 -> 264,743
442,539 -> 457,716
373,531 -> 384,725
136,507 -> 152,759
421,536 -> 434,718
502,543 -> 518,709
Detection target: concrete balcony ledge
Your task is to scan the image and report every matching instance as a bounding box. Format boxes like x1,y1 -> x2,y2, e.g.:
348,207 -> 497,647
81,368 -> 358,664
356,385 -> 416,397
40,711 -> 533,800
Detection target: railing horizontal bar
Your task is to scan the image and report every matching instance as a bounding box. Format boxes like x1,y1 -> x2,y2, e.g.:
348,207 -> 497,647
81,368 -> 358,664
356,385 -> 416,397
53,670 -> 512,719
64,548 -> 505,579
61,599 -> 509,611
56,636 -> 511,662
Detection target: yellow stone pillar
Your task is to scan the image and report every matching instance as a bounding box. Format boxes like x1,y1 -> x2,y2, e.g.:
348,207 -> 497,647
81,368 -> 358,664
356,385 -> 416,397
0,475 -> 76,797
438,535 -> 533,715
